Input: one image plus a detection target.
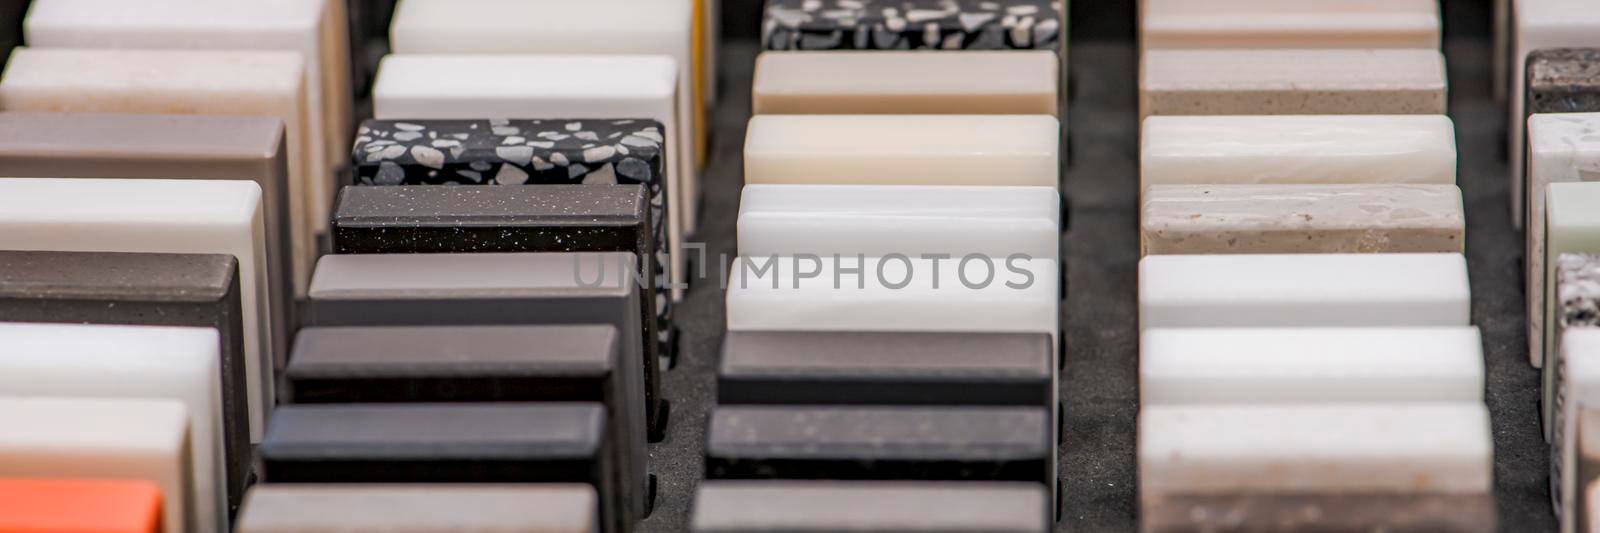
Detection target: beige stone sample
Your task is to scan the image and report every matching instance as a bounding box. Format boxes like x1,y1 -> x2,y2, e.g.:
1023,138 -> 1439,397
752,51 -> 1058,116
1140,115 -> 1457,188
1141,184 -> 1464,255
1140,49 -> 1448,119
1141,0 -> 1441,50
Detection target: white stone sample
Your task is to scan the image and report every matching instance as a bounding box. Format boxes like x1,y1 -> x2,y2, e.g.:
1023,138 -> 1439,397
743,115 -> 1059,188
1140,115 -> 1457,188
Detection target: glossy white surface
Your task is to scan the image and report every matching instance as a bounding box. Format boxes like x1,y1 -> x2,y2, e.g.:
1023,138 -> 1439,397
1141,0 -> 1440,49
1529,114 -> 1600,368
1140,115 -> 1457,187
1558,329 -> 1600,533
1510,0 -> 1600,226
743,115 -> 1059,188
1545,184 -> 1600,452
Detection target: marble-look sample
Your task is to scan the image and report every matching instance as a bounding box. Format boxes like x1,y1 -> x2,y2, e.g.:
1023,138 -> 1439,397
737,184 -> 1059,260
389,0 -> 704,173
743,115 -> 1059,187
705,405 -> 1051,483
1141,327 -> 1484,405
1139,49 -> 1448,119
0,251 -> 247,514
0,479 -> 163,533
0,48 -> 315,282
348,119 -> 683,303
0,112 -> 298,304
236,484 -> 598,533
22,0 -> 353,237
1549,184 -> 1600,447
1556,329 -> 1600,533
258,403 -> 622,532
718,331 -> 1052,406
1140,253 -> 1470,328
0,397 -> 190,533
1553,254 -> 1600,450
0,323 -> 225,532
1140,0 -> 1440,50
1141,184 -> 1465,255
1140,404 -> 1492,502
1141,493 -> 1496,533
0,178 -> 273,442
760,0 -> 1063,53
1511,0 -> 1600,227
1579,408 -> 1600,533
1140,115 -> 1458,188
371,54 -> 697,236
692,480 -> 1049,533
752,51 -> 1058,115
1529,114 -> 1600,369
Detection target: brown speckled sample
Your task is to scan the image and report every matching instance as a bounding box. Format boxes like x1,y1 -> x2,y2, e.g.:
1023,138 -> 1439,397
1528,48 -> 1600,116
1140,492 -> 1496,533
1141,184 -> 1465,255
1139,49 -> 1448,119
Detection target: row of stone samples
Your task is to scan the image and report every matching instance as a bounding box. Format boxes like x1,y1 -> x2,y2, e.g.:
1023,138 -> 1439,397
1505,0 -> 1600,227
1544,187 -> 1600,533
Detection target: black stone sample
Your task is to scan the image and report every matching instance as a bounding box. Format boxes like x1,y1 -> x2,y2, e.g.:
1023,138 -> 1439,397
1140,493 -> 1497,533
0,249 -> 251,513
761,0 -> 1063,51
258,402 -> 624,532
704,405 -> 1051,483
718,331 -> 1052,406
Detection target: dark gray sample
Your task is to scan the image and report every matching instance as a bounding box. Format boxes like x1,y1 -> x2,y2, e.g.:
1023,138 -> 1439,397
258,402 -> 624,532
1528,48 -> 1600,116
691,480 -> 1049,532
0,249 -> 251,513
705,405 -> 1051,483
1139,492 -> 1496,533
719,331 -> 1052,406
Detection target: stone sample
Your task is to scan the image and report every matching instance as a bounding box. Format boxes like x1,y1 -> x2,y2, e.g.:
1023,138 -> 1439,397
743,115 -> 1059,187
1139,49 -> 1448,119
236,484 -> 597,533
737,184 -> 1059,259
0,397 -> 190,533
691,480 -> 1049,533
705,405 -> 1052,483
0,178 -> 273,443
0,479 -> 163,533
1140,184 -> 1465,255
1140,493 -> 1495,533
1140,0 -> 1440,49
718,331 -> 1053,406
1579,408 -> 1600,533
1529,114 -> 1600,368
1548,184 -> 1600,444
1140,114 -> 1457,188
1141,327 -> 1484,405
1556,328 -> 1600,533
752,51 -> 1058,115
1139,253 -> 1471,328
1511,0 -> 1600,226
760,0 -> 1064,53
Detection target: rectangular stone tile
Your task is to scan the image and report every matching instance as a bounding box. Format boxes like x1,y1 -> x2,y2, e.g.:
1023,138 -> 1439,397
752,51 -> 1058,116
1528,112 -> 1600,369
1139,49 -> 1447,119
1140,0 -> 1440,49
1548,185 -> 1600,446
1141,492 -> 1494,533
743,115 -> 1059,188
760,0 -> 1063,53
1141,184 -> 1464,255
1556,328 -> 1600,533
236,484 -> 597,533
1510,1 -> 1600,226
1140,115 -> 1457,188
1522,49 -> 1600,236
692,480 -> 1048,533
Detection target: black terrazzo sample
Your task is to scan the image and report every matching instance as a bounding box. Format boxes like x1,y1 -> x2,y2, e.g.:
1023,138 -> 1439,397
761,0 -> 1063,51
0,249 -> 253,514
718,331 -> 1052,406
704,405 -> 1052,483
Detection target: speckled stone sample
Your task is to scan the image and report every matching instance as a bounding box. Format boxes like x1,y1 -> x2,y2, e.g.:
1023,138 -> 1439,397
236,484 -> 599,533
258,403 -> 622,532
1553,255 -> 1600,522
719,331 -> 1053,406
1546,184 -> 1600,450
761,0 -> 1063,52
1528,49 -> 1600,116
1139,49 -> 1448,119
751,51 -> 1058,115
1140,184 -> 1465,255
0,250 -> 249,515
1140,493 -> 1496,533
1529,114 -> 1600,369
1140,0 -> 1440,50
1140,115 -> 1458,188
691,480 -> 1049,533
705,405 -> 1051,483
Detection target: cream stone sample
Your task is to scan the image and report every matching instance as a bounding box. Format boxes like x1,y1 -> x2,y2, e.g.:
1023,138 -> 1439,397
1528,113 -> 1600,368
1140,0 -> 1440,50
236,484 -> 597,533
1141,184 -> 1464,255
1140,115 -> 1457,188
1510,0 -> 1600,226
1139,49 -> 1448,119
752,51 -> 1059,116
743,115 -> 1059,188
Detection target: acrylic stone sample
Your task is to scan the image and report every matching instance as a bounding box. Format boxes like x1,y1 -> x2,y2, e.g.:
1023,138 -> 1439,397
1549,184 -> 1600,444
0,251 -> 248,515
692,480 -> 1049,533
743,115 -> 1059,187
751,51 -> 1058,115
0,323 -> 226,533
1523,49 -> 1600,230
1555,329 -> 1600,533
258,403 -> 623,533
1139,0 -> 1440,50
22,0 -> 354,238
761,0 -> 1064,52
0,479 -> 164,533
1581,408 -> 1600,533
236,484 -> 598,533
737,184 -> 1059,260
0,112 -> 298,301
0,397 -> 190,533
0,48 -> 316,288
705,405 -> 1051,482
1532,114 -> 1600,369
1553,253 -> 1600,451
1140,115 -> 1458,188
1139,404 -> 1492,501
1139,49 -> 1448,119
719,331 -> 1053,406
1140,184 -> 1465,255
0,178 -> 273,442
1141,327 -> 1484,405
1510,0 -> 1600,226
1139,253 -> 1471,328
1141,493 -> 1495,533
371,54 -> 697,236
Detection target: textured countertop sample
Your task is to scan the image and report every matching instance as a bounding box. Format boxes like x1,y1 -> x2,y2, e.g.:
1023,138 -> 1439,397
743,114 -> 1060,187
1140,492 -> 1495,533
1530,114 -> 1600,368
236,484 -> 598,533
760,0 -> 1063,52
1546,184 -> 1600,453
1558,329 -> 1600,533
1140,114 -> 1458,187
1140,183 -> 1465,254
692,480 -> 1049,533
1140,0 -> 1439,50
1139,48 -> 1448,118
752,51 -> 1059,116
